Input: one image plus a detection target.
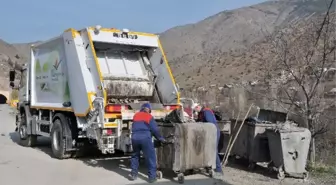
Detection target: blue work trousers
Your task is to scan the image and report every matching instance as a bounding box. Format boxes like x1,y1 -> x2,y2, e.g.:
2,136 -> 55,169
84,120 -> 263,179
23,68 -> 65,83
215,129 -> 223,172
130,134 -> 157,179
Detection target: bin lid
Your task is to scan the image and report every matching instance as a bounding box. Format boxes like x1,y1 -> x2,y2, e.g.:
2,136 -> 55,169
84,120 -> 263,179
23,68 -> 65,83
247,122 -> 277,127
279,127 -> 307,133
266,126 -> 307,133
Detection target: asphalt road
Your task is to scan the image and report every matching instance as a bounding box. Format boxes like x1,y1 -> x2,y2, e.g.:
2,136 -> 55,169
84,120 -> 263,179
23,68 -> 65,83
0,105 -> 228,185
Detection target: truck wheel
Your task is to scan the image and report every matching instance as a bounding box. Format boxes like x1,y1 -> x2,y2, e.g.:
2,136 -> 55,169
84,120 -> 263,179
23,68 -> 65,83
51,114 -> 71,159
277,167 -> 285,180
303,172 -> 309,181
177,173 -> 184,184
156,170 -> 163,179
208,168 -> 214,178
18,111 -> 37,147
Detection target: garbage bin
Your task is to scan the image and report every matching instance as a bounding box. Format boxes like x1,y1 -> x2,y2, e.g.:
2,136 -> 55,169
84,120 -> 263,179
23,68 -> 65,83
230,120 -> 248,159
246,122 -> 276,169
218,120 -> 231,155
266,127 -> 311,180
230,120 -> 276,169
156,122 -> 217,184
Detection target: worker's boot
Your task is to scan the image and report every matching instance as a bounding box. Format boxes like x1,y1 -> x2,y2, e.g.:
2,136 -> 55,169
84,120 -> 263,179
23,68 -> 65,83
148,178 -> 157,183
129,174 -> 137,181
214,171 -> 224,180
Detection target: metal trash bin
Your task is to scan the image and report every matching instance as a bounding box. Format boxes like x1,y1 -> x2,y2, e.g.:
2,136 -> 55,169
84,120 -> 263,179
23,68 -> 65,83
231,120 -> 276,169
246,122 -> 276,169
266,127 -> 311,180
156,122 -> 217,184
230,120 -> 248,159
218,120 -> 231,155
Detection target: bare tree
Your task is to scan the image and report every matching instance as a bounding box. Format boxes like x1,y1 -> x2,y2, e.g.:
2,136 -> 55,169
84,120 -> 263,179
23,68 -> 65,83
255,0 -> 335,165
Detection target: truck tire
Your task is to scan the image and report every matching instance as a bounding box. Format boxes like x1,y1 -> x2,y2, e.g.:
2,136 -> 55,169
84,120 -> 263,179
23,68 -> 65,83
51,113 -> 72,159
18,111 -> 37,147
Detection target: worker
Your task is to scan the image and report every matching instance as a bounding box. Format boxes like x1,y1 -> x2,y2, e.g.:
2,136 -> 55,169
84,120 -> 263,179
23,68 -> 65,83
194,104 -> 224,178
130,103 -> 166,183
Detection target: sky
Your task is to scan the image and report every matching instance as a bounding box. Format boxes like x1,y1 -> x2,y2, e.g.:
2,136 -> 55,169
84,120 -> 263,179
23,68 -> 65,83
0,0 -> 266,43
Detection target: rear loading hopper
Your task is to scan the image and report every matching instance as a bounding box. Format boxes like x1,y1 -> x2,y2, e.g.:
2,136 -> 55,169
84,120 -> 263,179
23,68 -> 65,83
95,43 -> 156,99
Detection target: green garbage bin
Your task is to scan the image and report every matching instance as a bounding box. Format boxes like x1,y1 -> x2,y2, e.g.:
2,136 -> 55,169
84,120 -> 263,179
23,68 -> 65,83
266,127 -> 311,180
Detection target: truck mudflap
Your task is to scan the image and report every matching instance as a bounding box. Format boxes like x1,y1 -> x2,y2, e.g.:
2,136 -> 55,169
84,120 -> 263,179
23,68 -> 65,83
64,122 -> 74,152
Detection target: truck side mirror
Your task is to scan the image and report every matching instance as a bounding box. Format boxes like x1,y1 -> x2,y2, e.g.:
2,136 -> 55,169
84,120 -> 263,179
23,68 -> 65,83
9,70 -> 16,83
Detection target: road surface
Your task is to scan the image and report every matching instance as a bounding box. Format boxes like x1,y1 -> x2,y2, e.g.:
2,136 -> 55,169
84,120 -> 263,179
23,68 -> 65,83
0,104 -> 328,185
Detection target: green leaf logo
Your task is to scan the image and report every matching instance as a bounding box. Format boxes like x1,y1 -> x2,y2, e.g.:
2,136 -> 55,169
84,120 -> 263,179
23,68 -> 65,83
43,62 -> 50,72
35,59 -> 41,73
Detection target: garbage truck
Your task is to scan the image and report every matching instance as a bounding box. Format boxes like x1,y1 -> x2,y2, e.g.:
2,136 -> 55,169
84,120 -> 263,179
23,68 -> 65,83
8,26 -> 182,159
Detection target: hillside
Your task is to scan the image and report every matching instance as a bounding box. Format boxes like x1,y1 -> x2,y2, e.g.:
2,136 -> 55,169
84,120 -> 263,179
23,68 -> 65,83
159,0 -> 334,88
0,0 -> 334,90
12,42 -> 40,61
0,39 -> 27,90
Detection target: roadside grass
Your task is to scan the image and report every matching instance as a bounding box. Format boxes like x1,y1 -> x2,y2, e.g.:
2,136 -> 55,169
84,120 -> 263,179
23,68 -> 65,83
307,162 -> 336,177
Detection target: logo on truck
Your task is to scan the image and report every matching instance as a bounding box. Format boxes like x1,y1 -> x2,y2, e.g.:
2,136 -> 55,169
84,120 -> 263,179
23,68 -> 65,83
34,46 -> 69,102
53,58 -> 63,70
113,32 -> 138,39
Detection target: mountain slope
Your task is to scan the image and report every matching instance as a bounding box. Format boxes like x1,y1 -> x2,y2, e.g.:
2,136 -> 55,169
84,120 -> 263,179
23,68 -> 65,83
159,0 -> 333,88
0,0 -> 333,90
12,42 -> 37,61
0,38 -> 34,90
0,39 -> 21,60
0,39 -> 23,88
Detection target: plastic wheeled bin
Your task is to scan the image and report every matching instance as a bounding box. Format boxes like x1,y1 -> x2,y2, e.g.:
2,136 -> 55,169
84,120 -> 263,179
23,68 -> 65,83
231,120 -> 276,169
156,122 -> 217,184
266,127 -> 311,180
